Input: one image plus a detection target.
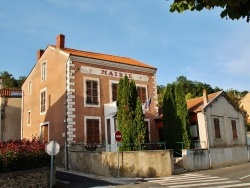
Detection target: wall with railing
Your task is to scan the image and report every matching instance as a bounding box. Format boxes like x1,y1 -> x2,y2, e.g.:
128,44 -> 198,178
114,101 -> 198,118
57,148 -> 174,178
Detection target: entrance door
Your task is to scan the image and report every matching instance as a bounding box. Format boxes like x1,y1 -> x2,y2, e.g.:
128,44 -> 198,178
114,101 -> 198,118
41,124 -> 49,142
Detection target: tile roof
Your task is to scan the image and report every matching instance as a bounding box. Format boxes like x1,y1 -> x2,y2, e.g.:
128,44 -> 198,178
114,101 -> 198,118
187,91 -> 222,113
0,89 -> 22,97
51,45 -> 155,69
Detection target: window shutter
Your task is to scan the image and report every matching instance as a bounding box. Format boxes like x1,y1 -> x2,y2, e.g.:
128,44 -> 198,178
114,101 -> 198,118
214,118 -> 221,139
86,119 -> 100,144
137,87 -> 146,103
112,83 -> 118,101
86,80 -> 99,104
231,120 -> 238,139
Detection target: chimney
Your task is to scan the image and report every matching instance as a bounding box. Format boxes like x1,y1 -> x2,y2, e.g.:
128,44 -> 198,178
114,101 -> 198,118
203,89 -> 208,105
56,34 -> 65,49
37,49 -> 44,62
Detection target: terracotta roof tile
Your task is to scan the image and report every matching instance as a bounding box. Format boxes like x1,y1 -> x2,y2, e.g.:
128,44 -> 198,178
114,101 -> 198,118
51,45 -> 155,69
187,91 -> 221,113
0,89 -> 22,97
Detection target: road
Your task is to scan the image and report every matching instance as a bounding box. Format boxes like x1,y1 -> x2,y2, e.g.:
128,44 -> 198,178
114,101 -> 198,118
54,162 -> 250,188
125,162 -> 250,188
53,171 -> 122,188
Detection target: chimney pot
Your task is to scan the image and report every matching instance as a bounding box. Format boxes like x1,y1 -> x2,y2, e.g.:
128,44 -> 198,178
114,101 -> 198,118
56,34 -> 65,49
37,49 -> 44,62
203,89 -> 208,105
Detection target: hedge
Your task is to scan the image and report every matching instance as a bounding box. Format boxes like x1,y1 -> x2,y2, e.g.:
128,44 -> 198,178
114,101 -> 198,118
0,137 -> 50,173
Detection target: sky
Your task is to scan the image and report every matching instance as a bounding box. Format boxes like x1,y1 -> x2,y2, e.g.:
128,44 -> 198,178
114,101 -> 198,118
0,1 -> 249,91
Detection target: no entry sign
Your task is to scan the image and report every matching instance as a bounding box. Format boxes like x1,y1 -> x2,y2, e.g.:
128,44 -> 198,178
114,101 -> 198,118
114,131 -> 122,142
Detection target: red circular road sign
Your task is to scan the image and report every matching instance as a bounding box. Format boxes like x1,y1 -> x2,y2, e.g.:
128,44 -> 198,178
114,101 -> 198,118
114,131 -> 122,142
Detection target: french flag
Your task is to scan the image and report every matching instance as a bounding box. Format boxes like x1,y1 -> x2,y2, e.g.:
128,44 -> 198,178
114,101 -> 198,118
144,97 -> 151,109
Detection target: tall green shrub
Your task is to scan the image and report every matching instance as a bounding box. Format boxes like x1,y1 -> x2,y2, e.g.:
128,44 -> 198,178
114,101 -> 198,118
175,83 -> 192,149
117,76 -> 145,151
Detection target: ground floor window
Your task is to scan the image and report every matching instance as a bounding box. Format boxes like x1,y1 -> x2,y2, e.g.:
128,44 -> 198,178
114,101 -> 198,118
86,118 -> 100,144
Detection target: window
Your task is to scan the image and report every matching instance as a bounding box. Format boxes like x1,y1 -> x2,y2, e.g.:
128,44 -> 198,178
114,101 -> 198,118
41,61 -> 47,81
86,119 -> 100,144
137,86 -> 147,103
213,118 -> 221,139
111,83 -> 118,101
84,77 -> 100,106
231,120 -> 238,139
40,89 -> 47,113
28,81 -> 32,94
27,110 -> 31,125
41,124 -> 49,142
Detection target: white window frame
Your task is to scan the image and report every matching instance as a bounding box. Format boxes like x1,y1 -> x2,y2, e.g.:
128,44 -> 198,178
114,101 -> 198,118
83,77 -> 100,107
41,61 -> 47,81
40,121 -> 49,141
109,80 -> 119,102
40,88 -> 47,115
84,116 -> 101,144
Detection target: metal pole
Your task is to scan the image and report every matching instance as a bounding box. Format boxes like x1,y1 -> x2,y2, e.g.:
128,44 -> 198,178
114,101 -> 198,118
50,141 -> 54,188
117,142 -> 120,178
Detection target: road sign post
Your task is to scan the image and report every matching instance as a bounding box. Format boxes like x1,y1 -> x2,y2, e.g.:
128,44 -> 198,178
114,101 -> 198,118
46,140 -> 60,188
114,131 -> 122,178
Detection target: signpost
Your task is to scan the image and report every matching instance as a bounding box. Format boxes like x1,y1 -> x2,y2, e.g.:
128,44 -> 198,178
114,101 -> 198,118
46,140 -> 60,188
114,131 -> 122,178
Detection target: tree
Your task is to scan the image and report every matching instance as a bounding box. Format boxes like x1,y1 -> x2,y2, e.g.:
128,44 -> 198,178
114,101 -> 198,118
162,83 -> 192,151
0,71 -> 26,89
163,84 -> 180,148
133,98 -> 147,149
169,0 -> 250,22
174,82 -> 192,149
117,76 -> 145,151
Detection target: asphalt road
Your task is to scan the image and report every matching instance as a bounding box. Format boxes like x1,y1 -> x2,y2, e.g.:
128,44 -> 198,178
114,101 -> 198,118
53,171 -> 122,188
53,162 -> 250,188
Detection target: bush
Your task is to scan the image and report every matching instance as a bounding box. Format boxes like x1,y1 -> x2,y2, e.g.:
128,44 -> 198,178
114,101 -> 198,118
0,137 -> 50,173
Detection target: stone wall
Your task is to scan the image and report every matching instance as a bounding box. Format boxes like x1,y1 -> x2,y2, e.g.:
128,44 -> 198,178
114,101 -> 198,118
181,146 -> 249,171
57,149 -> 174,178
0,167 -> 50,188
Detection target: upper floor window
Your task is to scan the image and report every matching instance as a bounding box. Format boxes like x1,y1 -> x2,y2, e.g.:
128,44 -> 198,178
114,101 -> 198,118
137,86 -> 147,103
41,61 -> 47,81
28,81 -> 32,94
231,120 -> 238,139
40,89 -> 47,114
213,118 -> 221,139
84,77 -> 100,107
111,83 -> 118,102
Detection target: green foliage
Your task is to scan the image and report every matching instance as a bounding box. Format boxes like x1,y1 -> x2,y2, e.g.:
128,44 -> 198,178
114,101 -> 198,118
133,98 -> 147,149
117,76 -> 145,151
175,83 -> 192,149
163,83 -> 192,150
169,0 -> 250,22
0,71 -> 26,89
0,137 -> 50,173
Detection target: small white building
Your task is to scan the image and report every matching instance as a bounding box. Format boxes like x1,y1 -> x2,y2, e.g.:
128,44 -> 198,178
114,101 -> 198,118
187,90 -> 247,149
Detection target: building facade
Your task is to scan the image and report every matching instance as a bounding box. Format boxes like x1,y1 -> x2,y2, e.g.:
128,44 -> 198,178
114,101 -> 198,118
187,90 -> 246,149
0,80 -> 22,141
22,34 -> 159,150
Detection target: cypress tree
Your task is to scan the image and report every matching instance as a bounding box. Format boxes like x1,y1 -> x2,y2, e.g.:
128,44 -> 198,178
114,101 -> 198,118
133,97 -> 146,150
163,84 -> 178,149
117,76 -> 141,151
175,82 -> 192,149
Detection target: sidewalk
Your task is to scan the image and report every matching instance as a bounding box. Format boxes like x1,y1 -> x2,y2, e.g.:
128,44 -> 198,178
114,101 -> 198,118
56,167 -> 145,185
